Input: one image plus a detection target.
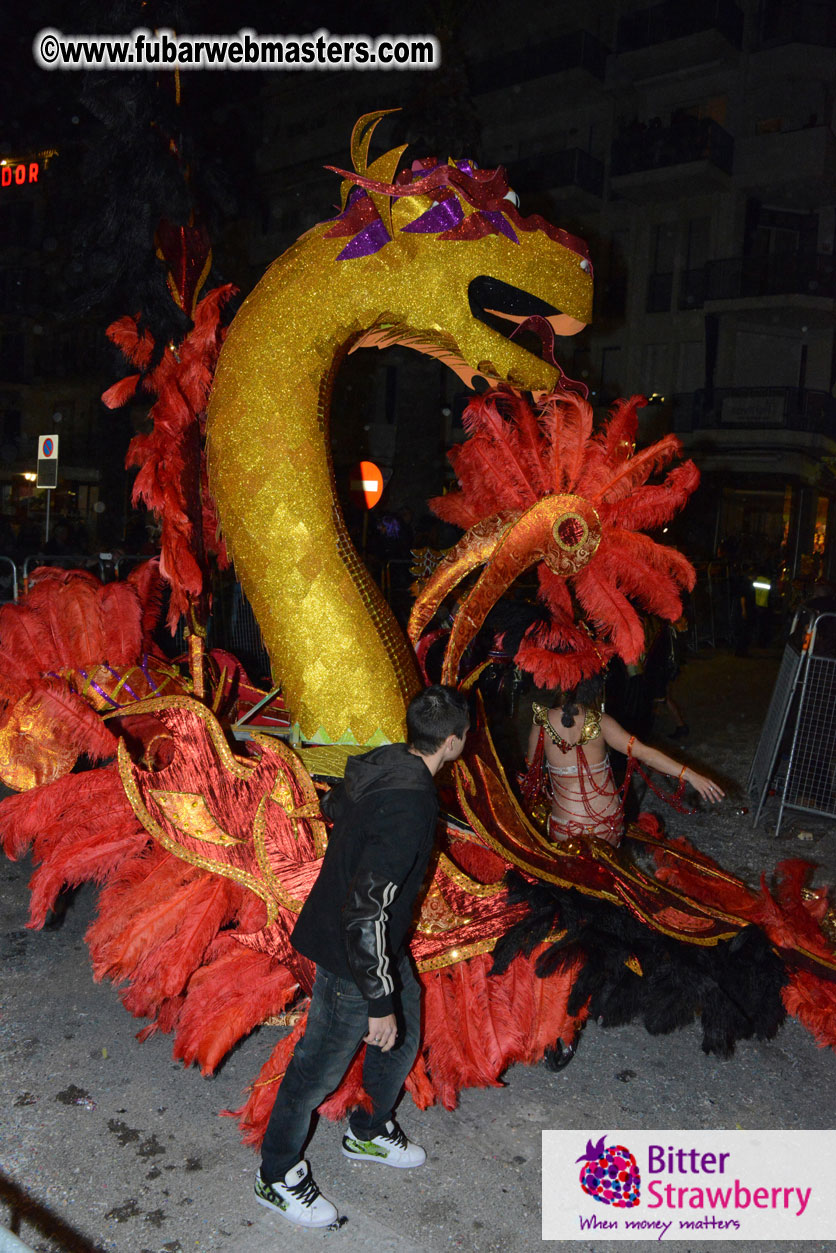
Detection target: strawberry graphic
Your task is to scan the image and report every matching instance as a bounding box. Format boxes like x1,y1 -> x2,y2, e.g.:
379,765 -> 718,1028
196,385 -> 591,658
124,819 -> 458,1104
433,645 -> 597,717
577,1135 -> 641,1207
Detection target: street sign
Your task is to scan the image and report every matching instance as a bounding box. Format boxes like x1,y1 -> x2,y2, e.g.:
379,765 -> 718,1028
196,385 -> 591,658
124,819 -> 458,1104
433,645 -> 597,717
37,433 -> 59,489
37,434 -> 59,542
348,460 -> 384,509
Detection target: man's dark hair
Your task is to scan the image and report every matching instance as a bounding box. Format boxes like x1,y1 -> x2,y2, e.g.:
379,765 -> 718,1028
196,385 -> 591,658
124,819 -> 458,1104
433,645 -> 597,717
406,685 -> 470,754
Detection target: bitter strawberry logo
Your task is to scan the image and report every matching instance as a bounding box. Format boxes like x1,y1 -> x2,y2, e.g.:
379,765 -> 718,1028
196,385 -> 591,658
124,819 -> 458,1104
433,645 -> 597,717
577,1135 -> 641,1207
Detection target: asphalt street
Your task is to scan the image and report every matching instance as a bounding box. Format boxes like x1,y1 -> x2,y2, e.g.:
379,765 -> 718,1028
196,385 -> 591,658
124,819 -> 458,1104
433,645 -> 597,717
1,647 -> 834,1253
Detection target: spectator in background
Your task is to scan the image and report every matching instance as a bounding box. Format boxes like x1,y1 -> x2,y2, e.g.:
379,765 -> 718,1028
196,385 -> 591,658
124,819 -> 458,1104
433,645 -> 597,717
16,519 -> 42,558
66,517 -> 93,557
44,520 -> 73,557
397,507 -> 415,556
0,517 -> 18,601
124,515 -> 148,553
729,564 -> 756,657
0,516 -> 17,559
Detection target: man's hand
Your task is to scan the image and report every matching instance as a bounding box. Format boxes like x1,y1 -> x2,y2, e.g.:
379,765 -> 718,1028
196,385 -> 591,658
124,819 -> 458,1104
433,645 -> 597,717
364,1014 -> 398,1052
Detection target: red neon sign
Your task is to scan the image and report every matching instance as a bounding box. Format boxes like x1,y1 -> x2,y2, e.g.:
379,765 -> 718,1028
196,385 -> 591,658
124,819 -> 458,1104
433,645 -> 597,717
0,162 -> 40,188
0,150 -> 55,189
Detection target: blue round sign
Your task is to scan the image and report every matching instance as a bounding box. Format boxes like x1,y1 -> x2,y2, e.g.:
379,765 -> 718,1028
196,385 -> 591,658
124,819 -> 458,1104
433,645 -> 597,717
42,438 -> 54,457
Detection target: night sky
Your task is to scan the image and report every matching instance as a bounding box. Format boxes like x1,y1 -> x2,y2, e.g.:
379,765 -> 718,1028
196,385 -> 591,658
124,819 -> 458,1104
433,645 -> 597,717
1,0 -> 471,333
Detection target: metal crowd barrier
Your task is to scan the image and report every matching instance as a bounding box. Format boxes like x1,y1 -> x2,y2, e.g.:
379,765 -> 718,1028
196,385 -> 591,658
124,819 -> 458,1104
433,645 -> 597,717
21,552 -> 117,592
776,611 -> 836,833
201,578 -> 272,677
749,609 -> 836,834
114,553 -> 150,578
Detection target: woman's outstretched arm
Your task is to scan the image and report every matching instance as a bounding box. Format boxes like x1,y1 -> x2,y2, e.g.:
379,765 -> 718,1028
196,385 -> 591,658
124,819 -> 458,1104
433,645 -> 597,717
600,713 -> 725,803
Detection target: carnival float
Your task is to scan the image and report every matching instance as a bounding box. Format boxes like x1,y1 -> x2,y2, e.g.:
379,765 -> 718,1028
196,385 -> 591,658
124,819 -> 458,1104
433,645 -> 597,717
1,112 -> 834,1150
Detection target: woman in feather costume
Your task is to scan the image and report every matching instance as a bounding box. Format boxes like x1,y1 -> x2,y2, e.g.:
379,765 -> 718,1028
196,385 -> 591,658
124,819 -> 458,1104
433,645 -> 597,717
409,384 -> 836,1063
525,676 -> 723,848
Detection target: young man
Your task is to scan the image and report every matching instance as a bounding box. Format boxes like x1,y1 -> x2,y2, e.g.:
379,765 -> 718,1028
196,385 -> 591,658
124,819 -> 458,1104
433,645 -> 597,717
255,684 -> 470,1228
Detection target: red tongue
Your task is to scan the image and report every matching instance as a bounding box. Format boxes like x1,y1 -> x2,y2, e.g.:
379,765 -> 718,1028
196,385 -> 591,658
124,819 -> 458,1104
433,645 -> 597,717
509,315 -> 589,398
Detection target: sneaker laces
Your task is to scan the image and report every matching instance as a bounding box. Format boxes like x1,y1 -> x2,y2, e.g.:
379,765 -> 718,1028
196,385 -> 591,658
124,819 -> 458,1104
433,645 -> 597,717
382,1122 -> 408,1150
287,1172 -> 321,1207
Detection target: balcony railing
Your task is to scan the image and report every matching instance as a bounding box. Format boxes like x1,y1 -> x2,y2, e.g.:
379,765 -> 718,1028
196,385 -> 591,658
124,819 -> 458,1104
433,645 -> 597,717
755,0 -> 836,49
617,0 -> 743,52
611,117 -> 733,177
678,268 -> 707,310
705,254 -> 836,301
512,147 -> 604,197
673,387 -> 836,435
469,29 -> 609,94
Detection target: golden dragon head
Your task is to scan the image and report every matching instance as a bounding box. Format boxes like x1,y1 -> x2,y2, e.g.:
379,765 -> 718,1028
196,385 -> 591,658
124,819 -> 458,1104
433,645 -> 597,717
301,108 -> 593,391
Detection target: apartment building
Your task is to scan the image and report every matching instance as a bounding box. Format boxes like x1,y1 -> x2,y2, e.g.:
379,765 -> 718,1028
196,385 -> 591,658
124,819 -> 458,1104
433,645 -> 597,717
469,0 -> 835,578
248,0 -> 834,579
3,1 -> 831,581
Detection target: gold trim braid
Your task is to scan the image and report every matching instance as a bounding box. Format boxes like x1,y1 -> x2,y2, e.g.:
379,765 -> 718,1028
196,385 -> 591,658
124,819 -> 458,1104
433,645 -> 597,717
532,702 -> 601,751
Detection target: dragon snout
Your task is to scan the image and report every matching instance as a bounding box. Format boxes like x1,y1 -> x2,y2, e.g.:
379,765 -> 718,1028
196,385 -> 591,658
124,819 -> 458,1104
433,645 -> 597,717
467,275 -> 588,393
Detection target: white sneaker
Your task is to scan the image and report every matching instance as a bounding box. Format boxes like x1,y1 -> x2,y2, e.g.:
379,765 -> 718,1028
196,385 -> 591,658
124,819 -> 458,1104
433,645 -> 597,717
254,1161 -> 339,1228
341,1119 -> 426,1168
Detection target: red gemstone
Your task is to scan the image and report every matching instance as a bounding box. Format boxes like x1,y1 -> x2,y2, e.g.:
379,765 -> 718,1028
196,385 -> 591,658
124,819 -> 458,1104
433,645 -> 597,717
557,515 -> 584,547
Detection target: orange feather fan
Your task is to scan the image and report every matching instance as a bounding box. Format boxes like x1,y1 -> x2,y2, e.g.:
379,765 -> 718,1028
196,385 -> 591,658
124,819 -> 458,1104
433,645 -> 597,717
0,763 -> 145,893
170,941 -> 301,1075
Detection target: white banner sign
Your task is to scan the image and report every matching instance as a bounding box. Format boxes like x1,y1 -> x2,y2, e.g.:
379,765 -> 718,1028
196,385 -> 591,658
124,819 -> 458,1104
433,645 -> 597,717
543,1129 -> 836,1241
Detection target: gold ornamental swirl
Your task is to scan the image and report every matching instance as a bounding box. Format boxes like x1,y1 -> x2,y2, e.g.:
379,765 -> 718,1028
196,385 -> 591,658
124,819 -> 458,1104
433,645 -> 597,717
547,496 -> 602,576
117,738 -> 284,927
149,791 -> 244,846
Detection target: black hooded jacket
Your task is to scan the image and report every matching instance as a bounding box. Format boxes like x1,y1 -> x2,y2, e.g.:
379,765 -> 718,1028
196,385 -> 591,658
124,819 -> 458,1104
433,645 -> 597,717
291,744 -> 438,1015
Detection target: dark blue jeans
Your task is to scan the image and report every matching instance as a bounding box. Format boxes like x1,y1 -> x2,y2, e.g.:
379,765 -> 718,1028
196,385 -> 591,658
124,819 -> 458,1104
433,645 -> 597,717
259,953 -> 421,1182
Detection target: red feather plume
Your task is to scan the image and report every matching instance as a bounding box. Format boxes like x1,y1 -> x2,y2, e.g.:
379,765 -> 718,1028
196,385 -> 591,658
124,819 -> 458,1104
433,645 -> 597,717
171,942 -> 299,1075
104,283 -> 237,629
427,387 -> 700,687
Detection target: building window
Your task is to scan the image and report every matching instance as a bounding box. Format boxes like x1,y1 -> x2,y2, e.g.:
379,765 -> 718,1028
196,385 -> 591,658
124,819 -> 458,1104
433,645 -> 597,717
647,221 -> 677,312
641,343 -> 672,396
676,342 -> 704,393
598,346 -> 622,401
647,273 -> 674,312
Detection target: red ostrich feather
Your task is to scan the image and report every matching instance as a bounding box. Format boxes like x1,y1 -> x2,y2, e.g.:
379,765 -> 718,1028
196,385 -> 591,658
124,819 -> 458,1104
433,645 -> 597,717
421,388 -> 699,689
103,285 -> 235,630
0,568 -> 150,772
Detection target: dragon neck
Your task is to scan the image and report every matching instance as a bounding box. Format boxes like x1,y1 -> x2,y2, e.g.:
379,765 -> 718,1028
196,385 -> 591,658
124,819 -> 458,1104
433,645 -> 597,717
207,201 -> 591,744
206,255 -> 421,745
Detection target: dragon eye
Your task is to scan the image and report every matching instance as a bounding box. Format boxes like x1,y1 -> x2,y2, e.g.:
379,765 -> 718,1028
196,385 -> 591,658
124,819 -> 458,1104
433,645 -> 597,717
503,189 -> 520,208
